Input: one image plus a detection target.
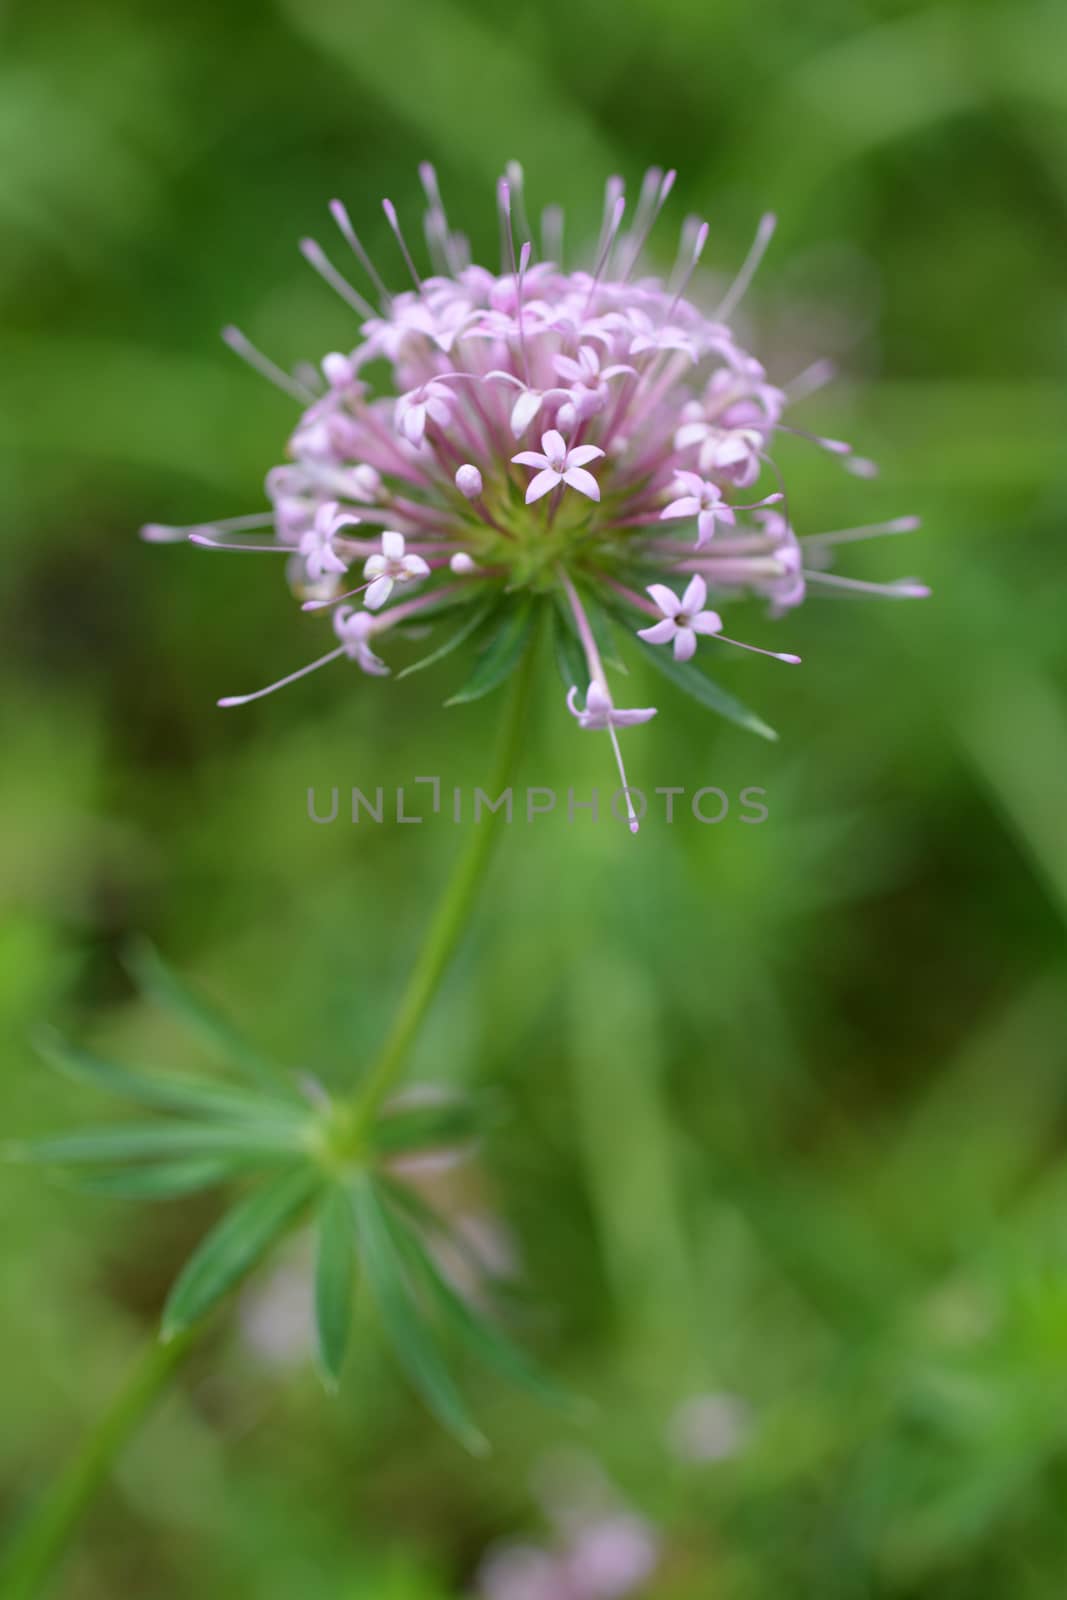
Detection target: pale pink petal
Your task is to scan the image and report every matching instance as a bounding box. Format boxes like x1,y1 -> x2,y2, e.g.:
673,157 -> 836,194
612,706 -> 658,725
402,405 -> 426,445
637,618 -> 677,645
403,555 -> 431,578
510,389 -> 543,436
363,554 -> 386,578
646,583 -> 681,618
540,429 -> 566,458
585,680 -> 612,717
365,575 -> 394,610
661,496 -> 701,521
562,467 -> 601,501
511,450 -> 550,468
565,444 -> 605,467
673,626 -> 697,662
674,422 -> 709,449
381,530 -> 406,560
673,471 -> 705,495
712,434 -> 751,466
553,355 -> 584,382
525,468 -> 560,504
682,574 -> 708,614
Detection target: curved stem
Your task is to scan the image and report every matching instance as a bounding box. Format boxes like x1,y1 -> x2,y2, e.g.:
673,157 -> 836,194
351,629 -> 539,1130
0,1329 -> 199,1599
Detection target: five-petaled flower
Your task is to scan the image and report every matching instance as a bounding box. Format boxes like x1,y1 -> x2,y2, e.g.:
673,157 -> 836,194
299,500 -> 361,582
660,473 -> 737,548
395,379 -> 454,446
363,531 -> 431,610
638,577 -> 723,662
511,430 -> 605,505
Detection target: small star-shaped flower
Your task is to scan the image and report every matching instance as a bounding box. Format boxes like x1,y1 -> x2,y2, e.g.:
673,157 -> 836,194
636,576 -> 723,662
511,430 -> 605,505
299,500 -> 360,582
660,473 -> 737,547
363,531 -> 431,610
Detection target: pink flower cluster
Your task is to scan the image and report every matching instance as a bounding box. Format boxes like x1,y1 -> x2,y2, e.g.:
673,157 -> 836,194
145,162 -> 926,830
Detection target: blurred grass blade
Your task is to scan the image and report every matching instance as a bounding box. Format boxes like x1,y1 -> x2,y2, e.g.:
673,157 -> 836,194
59,1158 -> 242,1199
636,640 -> 778,740
31,1027 -> 303,1124
396,601 -> 493,680
444,599 -> 535,707
352,1176 -> 487,1454
123,940 -> 291,1092
162,1167 -> 319,1338
10,1121 -> 305,1165
384,1194 -> 572,1411
315,1185 -> 356,1389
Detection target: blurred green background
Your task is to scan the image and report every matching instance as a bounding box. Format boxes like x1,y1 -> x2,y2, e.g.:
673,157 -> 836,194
3,0 -> 1067,1593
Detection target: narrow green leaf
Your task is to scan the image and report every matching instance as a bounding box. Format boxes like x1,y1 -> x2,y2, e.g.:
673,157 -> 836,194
380,1179 -> 504,1283
551,600 -> 588,692
9,1120 -> 305,1166
59,1158 -> 242,1199
578,582 -> 628,673
122,940 -> 291,1091
315,1186 -> 355,1388
352,1176 -> 487,1454
162,1166 -> 319,1338
31,1027 -> 303,1125
636,640 -> 779,740
444,599 -> 535,707
384,1198 -> 572,1411
396,601 -> 493,680
368,1098 -> 489,1157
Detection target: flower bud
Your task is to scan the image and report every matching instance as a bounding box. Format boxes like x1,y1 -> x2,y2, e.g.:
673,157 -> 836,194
322,351 -> 355,387
454,463 -> 483,500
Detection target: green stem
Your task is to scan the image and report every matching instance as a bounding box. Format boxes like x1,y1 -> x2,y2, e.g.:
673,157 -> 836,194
351,633 -> 539,1130
0,1329 -> 198,1599
3,638 -> 539,1596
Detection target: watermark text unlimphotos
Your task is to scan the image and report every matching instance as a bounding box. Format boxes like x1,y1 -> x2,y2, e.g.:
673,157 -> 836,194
307,779 -> 768,828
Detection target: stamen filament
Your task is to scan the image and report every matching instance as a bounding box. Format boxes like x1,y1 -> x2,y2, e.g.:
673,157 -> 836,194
221,327 -> 316,403
140,513 -> 275,543
299,238 -> 375,318
713,634 -> 801,664
803,516 -> 921,547
218,646 -> 346,707
382,198 -> 423,288
802,571 -> 931,598
329,199 -> 392,304
713,212 -> 777,321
